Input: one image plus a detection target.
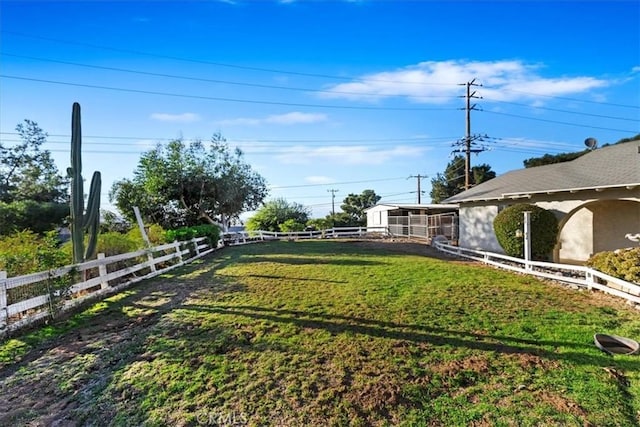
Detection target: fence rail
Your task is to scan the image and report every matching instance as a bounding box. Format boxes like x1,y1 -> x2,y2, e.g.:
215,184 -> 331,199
222,226 -> 391,244
0,237 -> 215,336
434,241 -> 640,305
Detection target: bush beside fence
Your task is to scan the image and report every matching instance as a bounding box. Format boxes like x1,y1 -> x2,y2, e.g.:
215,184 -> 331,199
0,236 -> 216,336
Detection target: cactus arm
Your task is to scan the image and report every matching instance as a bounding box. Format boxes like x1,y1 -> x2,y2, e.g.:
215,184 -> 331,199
84,206 -> 100,260
83,171 -> 101,228
83,171 -> 101,260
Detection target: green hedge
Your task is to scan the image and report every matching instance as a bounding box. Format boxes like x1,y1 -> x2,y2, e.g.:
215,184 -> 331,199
165,224 -> 220,246
493,203 -> 558,260
586,247 -> 640,284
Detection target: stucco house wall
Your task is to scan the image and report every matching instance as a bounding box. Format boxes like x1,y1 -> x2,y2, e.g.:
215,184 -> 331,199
445,140 -> 640,264
458,205 -> 502,252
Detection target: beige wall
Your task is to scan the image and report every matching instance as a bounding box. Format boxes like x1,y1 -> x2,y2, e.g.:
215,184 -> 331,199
459,187 -> 639,263
557,207 -> 594,263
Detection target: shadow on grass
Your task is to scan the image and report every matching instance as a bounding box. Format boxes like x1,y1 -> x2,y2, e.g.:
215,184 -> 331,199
0,255 -> 248,425
226,274 -> 348,285
233,255 -> 386,267
183,303 -> 640,371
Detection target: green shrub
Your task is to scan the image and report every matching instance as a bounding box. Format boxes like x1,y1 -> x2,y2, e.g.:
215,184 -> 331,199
165,224 -> 220,246
586,247 -> 640,284
0,230 -> 70,276
126,224 -> 167,246
280,219 -> 305,232
493,203 -> 558,260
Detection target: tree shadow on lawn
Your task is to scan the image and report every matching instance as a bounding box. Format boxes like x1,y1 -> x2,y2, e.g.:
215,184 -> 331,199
232,255 -> 386,267
182,303 -> 640,371
0,256 -> 248,426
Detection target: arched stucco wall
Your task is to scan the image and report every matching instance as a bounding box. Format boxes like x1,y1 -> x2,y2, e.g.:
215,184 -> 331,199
555,199 -> 640,264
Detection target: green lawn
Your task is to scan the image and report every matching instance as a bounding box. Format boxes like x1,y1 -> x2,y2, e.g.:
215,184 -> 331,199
1,240 -> 640,426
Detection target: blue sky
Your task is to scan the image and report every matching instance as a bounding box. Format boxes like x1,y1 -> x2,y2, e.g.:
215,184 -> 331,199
1,0 -> 639,220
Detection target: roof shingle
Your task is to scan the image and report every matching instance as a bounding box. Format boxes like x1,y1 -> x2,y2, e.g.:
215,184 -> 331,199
444,140 -> 640,203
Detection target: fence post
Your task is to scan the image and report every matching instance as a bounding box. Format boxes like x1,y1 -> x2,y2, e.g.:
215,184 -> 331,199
0,271 -> 7,328
192,237 -> 200,256
585,269 -> 594,290
174,240 -> 183,264
97,253 -> 109,289
147,250 -> 156,273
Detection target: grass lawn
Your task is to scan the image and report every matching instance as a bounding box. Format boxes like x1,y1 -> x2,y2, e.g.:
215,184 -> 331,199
1,239 -> 640,426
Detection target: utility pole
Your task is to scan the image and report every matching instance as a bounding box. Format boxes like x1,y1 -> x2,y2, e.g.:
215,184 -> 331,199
455,79 -> 487,190
328,189 -> 339,216
408,174 -> 428,204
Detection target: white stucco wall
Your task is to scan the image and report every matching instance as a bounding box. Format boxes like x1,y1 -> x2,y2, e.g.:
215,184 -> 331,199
458,205 -> 503,253
366,206 -> 389,228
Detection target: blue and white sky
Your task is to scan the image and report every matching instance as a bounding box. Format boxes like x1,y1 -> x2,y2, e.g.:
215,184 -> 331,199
1,0 -> 639,220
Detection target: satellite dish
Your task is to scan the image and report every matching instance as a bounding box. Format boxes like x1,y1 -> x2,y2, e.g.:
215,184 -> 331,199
584,137 -> 598,150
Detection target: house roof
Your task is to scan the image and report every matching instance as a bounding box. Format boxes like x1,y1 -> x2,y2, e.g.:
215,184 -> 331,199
444,140 -> 640,204
365,203 -> 459,212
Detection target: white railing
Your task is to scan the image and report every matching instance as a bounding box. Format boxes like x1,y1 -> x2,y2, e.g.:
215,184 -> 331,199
388,213 -> 458,242
0,237 -> 216,335
222,226 -> 391,244
434,241 -> 640,305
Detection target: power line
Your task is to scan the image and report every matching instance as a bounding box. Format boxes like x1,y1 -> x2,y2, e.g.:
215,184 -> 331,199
482,98 -> 640,122
0,30 -> 456,87
271,177 -> 406,189
0,132 -> 457,146
480,109 -> 639,133
6,31 -> 638,111
0,75 -> 459,112
0,52 -> 460,101
483,85 -> 640,110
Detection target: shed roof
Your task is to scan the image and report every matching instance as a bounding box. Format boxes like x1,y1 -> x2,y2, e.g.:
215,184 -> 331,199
365,203 -> 459,212
444,140 -> 640,203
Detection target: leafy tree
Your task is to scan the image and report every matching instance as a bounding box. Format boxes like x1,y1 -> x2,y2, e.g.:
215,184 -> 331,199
430,156 -> 495,203
522,134 -> 640,168
339,189 -> 381,226
110,134 -> 267,229
245,198 -> 310,232
0,200 -> 69,236
100,210 -> 131,234
0,120 -> 67,203
326,212 -> 353,227
523,150 -> 589,168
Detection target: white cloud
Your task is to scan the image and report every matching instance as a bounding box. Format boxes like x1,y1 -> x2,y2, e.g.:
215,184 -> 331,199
321,60 -> 611,104
217,112 -> 328,126
275,144 -> 429,165
150,112 -> 201,123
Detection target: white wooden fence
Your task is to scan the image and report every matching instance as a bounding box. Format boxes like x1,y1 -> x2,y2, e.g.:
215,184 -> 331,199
222,226 -> 391,244
0,237 -> 215,335
433,241 -> 640,305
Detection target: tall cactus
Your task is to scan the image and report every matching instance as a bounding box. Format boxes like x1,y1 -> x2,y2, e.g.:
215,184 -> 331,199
68,102 -> 101,263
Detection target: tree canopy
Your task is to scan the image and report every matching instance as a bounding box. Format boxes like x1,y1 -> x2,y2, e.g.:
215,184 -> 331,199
245,198 -> 310,232
0,120 -> 69,235
110,134 -> 267,229
430,156 -> 495,203
339,189 -> 381,226
0,120 -> 68,204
